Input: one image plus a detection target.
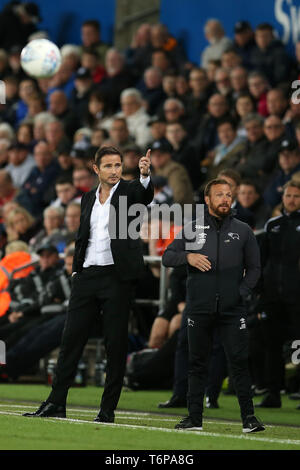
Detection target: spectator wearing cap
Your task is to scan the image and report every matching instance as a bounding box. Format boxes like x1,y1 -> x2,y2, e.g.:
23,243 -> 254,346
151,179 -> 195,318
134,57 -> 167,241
150,139 -> 193,205
80,19 -> 109,67
107,118 -> 135,152
238,180 -> 272,229
149,175 -> 174,206
0,2 -> 41,50
114,88 -> 152,150
165,121 -> 201,190
5,141 -> 35,188
48,90 -> 80,140
17,141 -> 60,217
264,139 -> 300,208
147,116 -> 167,145
233,21 -> 256,69
0,242 -> 62,351
69,67 -> 96,123
251,23 -> 291,85
201,19 -> 233,69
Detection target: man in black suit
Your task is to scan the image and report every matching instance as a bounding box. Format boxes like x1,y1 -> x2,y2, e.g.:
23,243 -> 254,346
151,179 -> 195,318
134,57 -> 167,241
23,146 -> 153,422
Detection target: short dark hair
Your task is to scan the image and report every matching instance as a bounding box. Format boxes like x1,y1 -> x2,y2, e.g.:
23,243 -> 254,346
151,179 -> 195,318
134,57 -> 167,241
217,117 -> 237,131
204,178 -> 232,196
94,146 -> 123,167
55,176 -> 73,186
82,47 -> 100,59
240,179 -> 261,194
256,23 -> 273,33
82,19 -> 100,32
218,168 -> 242,186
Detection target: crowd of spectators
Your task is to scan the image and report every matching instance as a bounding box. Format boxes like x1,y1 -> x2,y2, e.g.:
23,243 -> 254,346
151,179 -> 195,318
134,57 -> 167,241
0,2 -> 299,403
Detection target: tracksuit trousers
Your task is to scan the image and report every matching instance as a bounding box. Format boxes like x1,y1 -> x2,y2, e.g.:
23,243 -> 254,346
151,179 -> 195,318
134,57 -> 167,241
187,312 -> 254,421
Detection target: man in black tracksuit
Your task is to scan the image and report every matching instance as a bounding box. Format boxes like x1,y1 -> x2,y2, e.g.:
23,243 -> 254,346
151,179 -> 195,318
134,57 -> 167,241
256,180 -> 300,408
162,178 -> 264,433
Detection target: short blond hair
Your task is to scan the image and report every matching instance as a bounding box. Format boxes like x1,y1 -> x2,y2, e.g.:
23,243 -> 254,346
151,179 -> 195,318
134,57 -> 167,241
5,240 -> 30,255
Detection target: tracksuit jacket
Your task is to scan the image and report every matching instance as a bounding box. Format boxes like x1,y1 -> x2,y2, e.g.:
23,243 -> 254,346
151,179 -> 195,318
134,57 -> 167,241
162,209 -> 261,315
259,209 -> 300,304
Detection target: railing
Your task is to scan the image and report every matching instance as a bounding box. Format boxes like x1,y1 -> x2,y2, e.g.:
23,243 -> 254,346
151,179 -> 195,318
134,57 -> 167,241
9,255 -> 169,312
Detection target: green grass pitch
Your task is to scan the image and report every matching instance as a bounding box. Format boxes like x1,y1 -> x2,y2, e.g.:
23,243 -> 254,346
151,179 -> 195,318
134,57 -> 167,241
0,384 -> 299,450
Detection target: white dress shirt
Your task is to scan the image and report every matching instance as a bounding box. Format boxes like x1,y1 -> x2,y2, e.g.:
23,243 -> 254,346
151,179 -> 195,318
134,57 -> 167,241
83,176 -> 150,268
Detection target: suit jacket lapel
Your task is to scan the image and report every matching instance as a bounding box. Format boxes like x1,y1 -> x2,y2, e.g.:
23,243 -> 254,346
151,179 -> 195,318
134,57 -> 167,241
81,188 -> 97,237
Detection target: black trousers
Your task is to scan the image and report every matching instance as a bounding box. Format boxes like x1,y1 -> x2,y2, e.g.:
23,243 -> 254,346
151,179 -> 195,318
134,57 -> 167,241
262,300 -> 300,394
48,266 -> 132,414
187,313 -> 254,421
6,314 -> 66,379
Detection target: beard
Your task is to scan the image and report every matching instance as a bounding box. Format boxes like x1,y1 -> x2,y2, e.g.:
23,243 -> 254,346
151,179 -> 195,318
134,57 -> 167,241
210,202 -> 231,218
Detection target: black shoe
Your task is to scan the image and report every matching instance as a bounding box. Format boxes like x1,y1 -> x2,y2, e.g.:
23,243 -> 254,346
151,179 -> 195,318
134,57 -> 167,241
23,401 -> 66,418
255,393 -> 281,408
205,397 -> 219,409
243,415 -> 265,433
158,395 -> 187,408
175,416 -> 202,430
94,410 -> 115,423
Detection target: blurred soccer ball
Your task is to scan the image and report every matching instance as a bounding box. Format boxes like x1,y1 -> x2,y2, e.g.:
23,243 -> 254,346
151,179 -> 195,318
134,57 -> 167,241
20,39 -> 61,78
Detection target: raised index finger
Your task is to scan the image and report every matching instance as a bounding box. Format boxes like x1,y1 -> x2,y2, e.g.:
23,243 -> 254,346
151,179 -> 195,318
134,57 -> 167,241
145,149 -> 151,160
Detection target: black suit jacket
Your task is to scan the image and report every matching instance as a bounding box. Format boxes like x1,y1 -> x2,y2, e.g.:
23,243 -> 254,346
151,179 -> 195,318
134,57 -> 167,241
72,178 -> 154,281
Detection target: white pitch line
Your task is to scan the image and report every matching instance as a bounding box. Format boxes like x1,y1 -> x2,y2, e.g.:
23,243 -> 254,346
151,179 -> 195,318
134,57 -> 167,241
0,410 -> 298,447
0,404 -> 270,427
